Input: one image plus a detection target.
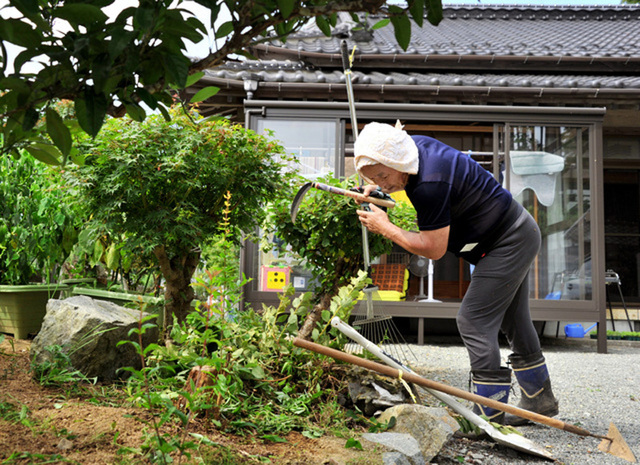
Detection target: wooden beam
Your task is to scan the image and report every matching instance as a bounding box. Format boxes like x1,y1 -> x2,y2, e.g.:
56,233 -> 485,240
348,123 -> 493,133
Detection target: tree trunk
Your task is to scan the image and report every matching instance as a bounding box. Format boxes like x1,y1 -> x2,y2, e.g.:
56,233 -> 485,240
297,292 -> 333,340
297,256 -> 351,340
153,245 -> 201,332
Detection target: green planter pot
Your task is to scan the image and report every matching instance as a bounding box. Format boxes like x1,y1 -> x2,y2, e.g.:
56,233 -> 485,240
59,278 -> 98,298
71,287 -> 164,327
0,284 -> 69,339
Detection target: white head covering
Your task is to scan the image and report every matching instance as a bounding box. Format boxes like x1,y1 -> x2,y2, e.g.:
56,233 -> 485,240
354,121 -> 419,181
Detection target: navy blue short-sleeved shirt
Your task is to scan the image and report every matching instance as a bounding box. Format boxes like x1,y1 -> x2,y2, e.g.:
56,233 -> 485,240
404,136 -> 513,256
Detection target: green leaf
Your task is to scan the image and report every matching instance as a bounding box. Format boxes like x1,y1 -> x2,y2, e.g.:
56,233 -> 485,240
277,0 -> 295,19
108,29 -> 136,60
315,16 -> 331,37
162,11 -> 204,43
321,310 -> 331,322
163,54 -> 190,88
390,14 -> 412,51
46,108 -> 72,157
93,240 -> 105,265
426,0 -> 444,26
11,0 -> 39,16
75,88 -> 108,137
125,103 -> 146,122
134,88 -> 157,110
157,103 -> 171,122
25,143 -> 62,165
251,365 -> 265,379
409,0 -> 424,28
372,18 -> 390,30
105,243 -> 120,270
190,86 -> 220,104
21,107 -> 39,132
345,438 -> 363,450
186,71 -> 205,87
214,21 -> 234,39
262,434 -> 287,443
55,4 -> 108,26
134,5 -> 155,30
62,224 -> 77,254
0,18 -> 42,48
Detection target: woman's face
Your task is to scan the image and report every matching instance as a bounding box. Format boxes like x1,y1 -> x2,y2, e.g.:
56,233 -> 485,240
360,164 -> 409,193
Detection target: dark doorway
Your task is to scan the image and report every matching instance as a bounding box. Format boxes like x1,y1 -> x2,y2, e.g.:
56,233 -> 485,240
604,169 -> 640,303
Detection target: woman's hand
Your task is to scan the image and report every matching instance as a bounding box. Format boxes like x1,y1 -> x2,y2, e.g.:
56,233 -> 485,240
356,204 -> 390,235
353,184 -> 380,205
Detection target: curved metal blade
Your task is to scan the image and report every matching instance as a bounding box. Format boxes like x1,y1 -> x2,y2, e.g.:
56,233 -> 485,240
291,182 -> 312,223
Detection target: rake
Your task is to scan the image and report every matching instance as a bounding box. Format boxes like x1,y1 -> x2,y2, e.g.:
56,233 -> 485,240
340,39 -> 417,366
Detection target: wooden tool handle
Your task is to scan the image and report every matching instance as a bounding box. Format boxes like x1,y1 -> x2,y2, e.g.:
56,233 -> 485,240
312,182 -> 395,209
292,337 -> 597,438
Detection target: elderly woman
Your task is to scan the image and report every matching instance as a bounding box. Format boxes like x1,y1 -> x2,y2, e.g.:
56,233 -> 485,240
354,121 -> 558,425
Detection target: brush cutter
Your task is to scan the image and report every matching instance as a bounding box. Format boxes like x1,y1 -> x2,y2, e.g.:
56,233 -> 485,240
293,337 -> 637,463
330,317 -> 554,460
290,182 -> 395,223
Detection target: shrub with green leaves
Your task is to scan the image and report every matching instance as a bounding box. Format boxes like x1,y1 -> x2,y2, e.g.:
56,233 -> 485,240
263,173 -> 418,338
0,152 -> 77,284
66,108 -> 294,329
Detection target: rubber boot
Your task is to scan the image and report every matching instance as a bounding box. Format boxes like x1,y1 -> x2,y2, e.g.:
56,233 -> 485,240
504,351 -> 559,426
470,367 -> 512,424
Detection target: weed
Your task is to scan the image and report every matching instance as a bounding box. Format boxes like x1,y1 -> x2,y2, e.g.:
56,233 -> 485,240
31,344 -> 97,387
113,193 -> 373,463
2,452 -> 71,463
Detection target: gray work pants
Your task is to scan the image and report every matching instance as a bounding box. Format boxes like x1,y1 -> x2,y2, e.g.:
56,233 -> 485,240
456,205 -> 542,371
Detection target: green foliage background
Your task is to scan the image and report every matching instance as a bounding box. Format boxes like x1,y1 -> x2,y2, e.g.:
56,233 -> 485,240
0,153 -> 77,284
264,174 -> 418,297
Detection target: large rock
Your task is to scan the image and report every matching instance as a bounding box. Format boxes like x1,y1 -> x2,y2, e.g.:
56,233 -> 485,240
376,404 -> 459,463
362,432 -> 425,465
31,296 -> 159,382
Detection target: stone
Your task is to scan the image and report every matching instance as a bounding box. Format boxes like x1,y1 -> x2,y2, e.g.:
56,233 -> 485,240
362,432 -> 424,465
383,451 -> 413,465
31,296 -> 159,382
377,404 -> 459,463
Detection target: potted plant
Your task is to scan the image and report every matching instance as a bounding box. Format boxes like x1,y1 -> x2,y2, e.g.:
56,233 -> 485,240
0,153 -> 76,338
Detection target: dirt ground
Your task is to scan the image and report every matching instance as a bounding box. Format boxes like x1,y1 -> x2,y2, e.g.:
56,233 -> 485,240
0,337 -> 396,464
1,337 -> 530,465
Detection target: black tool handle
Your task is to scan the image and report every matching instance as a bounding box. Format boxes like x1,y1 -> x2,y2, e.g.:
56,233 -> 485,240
340,40 -> 350,71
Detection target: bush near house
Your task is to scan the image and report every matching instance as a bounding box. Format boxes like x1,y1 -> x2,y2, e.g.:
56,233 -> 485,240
65,108 -> 294,330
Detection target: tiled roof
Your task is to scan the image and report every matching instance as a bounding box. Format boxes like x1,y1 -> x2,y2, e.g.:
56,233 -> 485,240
189,4 -> 640,118
263,6 -> 640,59
211,59 -> 640,90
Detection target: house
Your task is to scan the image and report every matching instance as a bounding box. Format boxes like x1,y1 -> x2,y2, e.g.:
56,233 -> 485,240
185,4 -> 640,351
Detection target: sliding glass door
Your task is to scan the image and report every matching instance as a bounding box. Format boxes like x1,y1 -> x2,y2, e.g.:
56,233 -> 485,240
503,125 -> 592,301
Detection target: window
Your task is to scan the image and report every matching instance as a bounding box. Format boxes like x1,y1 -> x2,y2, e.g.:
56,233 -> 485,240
254,118 -> 340,292
256,119 -> 338,179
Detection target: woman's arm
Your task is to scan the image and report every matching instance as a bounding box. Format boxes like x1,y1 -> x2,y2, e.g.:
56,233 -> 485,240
357,204 -> 449,260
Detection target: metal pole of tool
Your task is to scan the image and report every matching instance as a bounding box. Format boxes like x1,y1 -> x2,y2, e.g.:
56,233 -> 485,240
341,40 -> 374,319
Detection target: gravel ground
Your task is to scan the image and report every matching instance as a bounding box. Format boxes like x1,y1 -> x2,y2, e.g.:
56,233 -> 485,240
398,337 -> 640,465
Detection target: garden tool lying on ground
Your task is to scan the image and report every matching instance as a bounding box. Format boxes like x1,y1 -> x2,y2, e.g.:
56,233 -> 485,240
293,337 -> 637,463
330,317 -> 554,460
290,182 -> 395,224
